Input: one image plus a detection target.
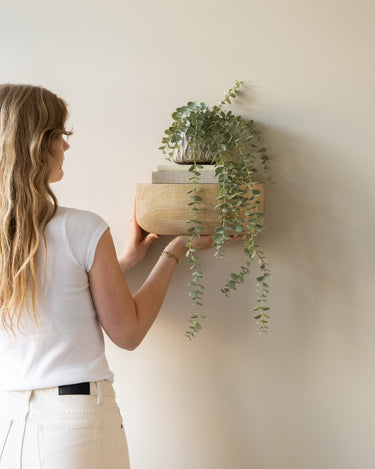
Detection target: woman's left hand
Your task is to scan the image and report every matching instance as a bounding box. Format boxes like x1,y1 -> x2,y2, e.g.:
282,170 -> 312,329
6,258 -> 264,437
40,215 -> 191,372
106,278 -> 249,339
118,199 -> 159,270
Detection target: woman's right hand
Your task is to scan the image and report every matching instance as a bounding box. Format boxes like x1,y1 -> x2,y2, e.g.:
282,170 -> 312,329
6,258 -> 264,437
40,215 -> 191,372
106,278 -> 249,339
164,234 -> 241,260
176,235 -> 214,251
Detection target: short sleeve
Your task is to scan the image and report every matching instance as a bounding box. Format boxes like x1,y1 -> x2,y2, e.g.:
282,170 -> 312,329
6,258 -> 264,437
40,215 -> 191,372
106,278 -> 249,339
64,208 -> 110,272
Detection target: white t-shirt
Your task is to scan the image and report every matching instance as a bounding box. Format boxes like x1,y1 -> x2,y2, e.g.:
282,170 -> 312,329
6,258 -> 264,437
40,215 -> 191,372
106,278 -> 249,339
0,205 -> 115,391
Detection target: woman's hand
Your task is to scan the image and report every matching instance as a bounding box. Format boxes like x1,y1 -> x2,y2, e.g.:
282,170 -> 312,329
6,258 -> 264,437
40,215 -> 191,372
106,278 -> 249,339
176,235 -> 214,252
164,234 -> 242,260
118,199 -> 160,270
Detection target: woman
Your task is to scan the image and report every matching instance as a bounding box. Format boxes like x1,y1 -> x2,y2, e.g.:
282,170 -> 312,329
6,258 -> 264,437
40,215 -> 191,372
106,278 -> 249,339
0,84 -> 214,468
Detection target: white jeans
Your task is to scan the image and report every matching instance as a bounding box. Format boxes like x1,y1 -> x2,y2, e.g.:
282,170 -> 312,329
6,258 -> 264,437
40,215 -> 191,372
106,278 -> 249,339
0,380 -> 131,469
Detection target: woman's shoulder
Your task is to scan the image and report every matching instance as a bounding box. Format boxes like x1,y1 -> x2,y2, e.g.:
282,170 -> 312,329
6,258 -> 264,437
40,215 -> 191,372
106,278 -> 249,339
57,204 -> 104,219
57,205 -> 109,230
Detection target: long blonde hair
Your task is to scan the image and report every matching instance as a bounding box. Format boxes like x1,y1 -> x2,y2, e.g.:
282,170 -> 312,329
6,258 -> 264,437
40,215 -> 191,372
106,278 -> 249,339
0,84 -> 72,336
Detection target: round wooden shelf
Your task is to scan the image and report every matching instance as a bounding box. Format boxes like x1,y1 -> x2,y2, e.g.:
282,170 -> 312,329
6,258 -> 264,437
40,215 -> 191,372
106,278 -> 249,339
135,183 -> 265,235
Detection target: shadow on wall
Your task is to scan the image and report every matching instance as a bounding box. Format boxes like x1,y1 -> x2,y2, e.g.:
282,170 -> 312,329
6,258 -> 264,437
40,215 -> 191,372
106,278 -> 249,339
260,122 -> 375,365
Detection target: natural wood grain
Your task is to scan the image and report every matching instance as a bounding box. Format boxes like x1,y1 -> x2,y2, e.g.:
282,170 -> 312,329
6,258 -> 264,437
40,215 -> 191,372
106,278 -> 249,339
135,183 -> 265,235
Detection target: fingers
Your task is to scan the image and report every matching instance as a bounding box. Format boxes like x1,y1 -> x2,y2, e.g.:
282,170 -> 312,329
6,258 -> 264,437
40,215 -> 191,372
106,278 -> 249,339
129,199 -> 142,234
206,235 -> 214,246
132,198 -> 136,220
228,235 -> 242,243
142,233 -> 160,247
197,234 -> 241,248
190,235 -> 214,251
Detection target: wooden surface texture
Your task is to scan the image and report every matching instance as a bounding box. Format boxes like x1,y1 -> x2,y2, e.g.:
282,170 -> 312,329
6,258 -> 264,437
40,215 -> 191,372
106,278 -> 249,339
135,183 -> 265,235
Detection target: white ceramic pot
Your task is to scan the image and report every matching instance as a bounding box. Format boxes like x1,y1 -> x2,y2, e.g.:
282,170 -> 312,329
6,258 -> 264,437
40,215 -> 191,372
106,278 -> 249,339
172,133 -> 214,164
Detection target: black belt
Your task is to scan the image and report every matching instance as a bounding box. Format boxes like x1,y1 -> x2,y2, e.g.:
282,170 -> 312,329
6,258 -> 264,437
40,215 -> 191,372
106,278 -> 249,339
58,382 -> 90,395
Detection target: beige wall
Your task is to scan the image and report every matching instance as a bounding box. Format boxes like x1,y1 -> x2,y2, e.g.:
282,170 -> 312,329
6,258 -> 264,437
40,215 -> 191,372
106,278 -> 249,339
1,0 -> 374,467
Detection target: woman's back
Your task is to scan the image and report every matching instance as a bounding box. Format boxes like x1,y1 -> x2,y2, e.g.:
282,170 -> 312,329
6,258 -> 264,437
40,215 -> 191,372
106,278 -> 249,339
0,205 -> 114,391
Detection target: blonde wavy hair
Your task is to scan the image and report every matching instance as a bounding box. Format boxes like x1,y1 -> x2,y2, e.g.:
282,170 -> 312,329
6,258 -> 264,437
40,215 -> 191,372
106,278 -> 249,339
0,84 -> 72,337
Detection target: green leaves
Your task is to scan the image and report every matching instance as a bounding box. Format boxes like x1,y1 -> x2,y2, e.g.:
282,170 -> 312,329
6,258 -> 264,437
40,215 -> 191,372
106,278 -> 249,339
159,80 -> 272,338
184,168 -> 207,340
217,80 -> 244,109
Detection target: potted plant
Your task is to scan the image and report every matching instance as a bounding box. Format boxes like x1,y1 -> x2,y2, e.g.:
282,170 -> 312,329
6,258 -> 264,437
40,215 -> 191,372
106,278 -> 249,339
159,81 -> 272,339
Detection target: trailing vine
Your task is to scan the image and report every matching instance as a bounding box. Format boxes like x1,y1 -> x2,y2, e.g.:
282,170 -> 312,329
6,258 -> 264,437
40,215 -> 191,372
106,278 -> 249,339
159,81 -> 272,338
185,162 -> 206,339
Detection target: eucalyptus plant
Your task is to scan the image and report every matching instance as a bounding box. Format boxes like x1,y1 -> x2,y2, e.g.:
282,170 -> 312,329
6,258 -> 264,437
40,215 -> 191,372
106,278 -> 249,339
159,81 -> 272,339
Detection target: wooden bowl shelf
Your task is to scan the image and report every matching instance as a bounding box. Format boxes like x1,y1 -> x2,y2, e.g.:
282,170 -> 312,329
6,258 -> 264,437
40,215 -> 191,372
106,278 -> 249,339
135,183 -> 265,235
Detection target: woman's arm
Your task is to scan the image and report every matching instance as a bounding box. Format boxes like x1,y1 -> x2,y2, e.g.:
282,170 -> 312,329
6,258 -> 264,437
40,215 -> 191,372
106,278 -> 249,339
88,228 -> 213,350
131,235 -> 213,343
